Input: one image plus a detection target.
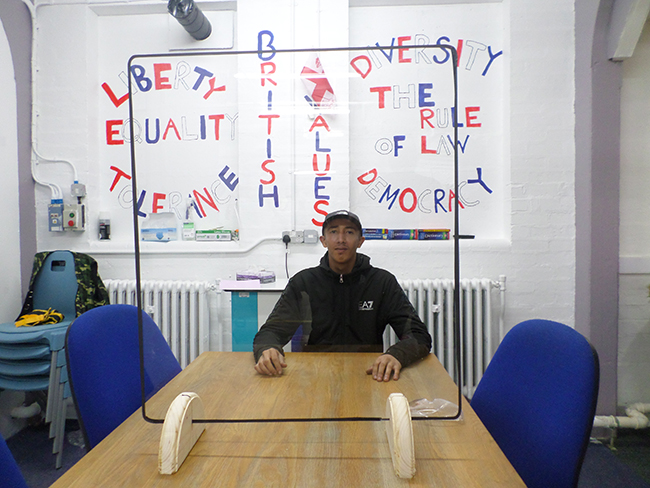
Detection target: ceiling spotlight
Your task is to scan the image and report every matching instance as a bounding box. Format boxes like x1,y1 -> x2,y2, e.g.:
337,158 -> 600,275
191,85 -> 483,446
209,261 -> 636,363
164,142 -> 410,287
167,0 -> 212,41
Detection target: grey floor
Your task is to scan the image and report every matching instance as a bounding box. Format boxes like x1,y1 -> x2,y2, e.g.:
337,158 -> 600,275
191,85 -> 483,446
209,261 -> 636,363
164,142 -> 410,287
7,420 -> 85,488
578,432 -> 650,488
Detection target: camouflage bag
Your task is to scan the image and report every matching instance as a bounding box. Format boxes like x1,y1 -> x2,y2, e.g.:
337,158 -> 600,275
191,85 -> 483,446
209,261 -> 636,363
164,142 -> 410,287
17,251 -> 110,320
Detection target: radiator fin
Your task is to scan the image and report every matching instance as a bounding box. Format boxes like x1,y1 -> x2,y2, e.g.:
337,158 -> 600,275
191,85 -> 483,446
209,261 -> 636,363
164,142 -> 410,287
395,278 -> 504,398
103,276 -> 504,389
103,280 -> 215,369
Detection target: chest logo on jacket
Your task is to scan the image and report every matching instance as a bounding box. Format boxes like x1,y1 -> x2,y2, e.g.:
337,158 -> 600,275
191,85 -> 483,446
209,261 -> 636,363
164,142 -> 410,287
359,301 -> 374,311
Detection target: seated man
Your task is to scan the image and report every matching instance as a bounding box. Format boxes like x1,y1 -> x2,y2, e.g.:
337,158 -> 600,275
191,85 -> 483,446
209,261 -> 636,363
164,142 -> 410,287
253,209 -> 432,382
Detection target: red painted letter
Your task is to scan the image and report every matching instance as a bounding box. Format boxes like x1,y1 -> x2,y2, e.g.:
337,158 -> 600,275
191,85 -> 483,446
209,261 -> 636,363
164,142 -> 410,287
260,62 -> 277,86
101,83 -> 129,108
154,63 -> 172,90
350,55 -> 372,79
421,136 -> 437,154
420,108 -> 435,129
309,115 -> 331,132
398,36 -> 412,63
369,86 -> 391,109
106,120 -> 124,145
109,166 -> 131,192
357,168 -> 378,185
312,200 -> 329,226
152,193 -> 166,213
260,159 -> 276,184
466,106 -> 481,127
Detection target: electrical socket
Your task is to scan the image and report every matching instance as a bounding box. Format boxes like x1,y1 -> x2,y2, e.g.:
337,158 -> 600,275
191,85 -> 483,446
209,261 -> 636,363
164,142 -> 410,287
282,230 -> 320,244
282,230 -> 304,243
304,229 -> 319,244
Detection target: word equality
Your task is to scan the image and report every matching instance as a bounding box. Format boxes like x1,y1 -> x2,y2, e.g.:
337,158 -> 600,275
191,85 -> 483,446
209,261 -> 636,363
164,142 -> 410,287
105,114 -> 238,145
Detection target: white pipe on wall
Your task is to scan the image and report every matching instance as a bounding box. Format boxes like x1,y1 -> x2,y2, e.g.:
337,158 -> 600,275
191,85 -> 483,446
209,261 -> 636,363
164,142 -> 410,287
593,403 -> 650,429
21,0 -> 79,201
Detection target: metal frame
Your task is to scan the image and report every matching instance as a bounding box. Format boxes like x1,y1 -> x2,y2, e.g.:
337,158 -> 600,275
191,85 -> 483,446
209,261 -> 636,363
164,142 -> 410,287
127,44 -> 463,424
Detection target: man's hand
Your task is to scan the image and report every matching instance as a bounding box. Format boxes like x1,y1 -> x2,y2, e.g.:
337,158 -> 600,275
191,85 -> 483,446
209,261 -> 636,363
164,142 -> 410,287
366,354 -> 402,382
254,348 -> 287,376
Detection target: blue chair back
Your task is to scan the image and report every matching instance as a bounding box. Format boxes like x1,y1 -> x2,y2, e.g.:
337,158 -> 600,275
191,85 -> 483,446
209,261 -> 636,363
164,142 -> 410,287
0,434 -> 28,488
32,251 -> 78,321
65,304 -> 182,449
470,319 -> 599,488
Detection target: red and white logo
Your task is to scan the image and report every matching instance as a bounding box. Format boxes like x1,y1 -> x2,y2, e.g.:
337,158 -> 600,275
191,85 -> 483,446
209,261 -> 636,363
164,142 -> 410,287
301,53 -> 336,109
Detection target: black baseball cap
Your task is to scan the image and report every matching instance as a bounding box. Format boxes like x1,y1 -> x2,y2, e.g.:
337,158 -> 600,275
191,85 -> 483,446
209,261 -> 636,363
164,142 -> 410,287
322,210 -> 362,235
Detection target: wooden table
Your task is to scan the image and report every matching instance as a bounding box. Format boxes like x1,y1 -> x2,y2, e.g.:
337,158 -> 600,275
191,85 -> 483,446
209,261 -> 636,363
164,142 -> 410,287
52,352 -> 525,487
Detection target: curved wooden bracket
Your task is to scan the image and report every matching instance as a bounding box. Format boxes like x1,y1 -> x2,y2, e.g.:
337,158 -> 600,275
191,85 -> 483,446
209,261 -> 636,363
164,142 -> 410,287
158,392 -> 206,475
385,392 -> 416,479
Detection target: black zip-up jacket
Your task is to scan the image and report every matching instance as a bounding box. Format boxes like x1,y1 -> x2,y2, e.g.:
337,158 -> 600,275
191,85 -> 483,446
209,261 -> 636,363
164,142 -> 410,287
253,252 -> 432,367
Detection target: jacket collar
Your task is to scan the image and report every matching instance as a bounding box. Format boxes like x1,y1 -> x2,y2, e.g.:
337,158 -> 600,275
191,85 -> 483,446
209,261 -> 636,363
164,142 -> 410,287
319,252 -> 371,279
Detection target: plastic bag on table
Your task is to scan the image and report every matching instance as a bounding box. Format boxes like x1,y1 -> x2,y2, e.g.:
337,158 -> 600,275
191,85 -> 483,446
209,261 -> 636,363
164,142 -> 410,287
409,398 -> 463,420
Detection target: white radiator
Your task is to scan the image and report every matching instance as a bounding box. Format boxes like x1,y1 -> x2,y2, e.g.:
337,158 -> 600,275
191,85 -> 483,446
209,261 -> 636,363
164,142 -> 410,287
394,277 -> 506,398
103,280 -> 218,368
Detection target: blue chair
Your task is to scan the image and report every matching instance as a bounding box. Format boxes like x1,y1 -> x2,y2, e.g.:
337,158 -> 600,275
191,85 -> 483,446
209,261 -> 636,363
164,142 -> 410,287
65,304 -> 182,449
0,251 -> 79,469
0,433 -> 28,488
470,319 -> 600,488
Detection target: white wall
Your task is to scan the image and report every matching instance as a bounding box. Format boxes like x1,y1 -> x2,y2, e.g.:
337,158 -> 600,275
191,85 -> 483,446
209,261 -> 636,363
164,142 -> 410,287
349,0 -> 577,329
0,20 -> 23,321
619,17 -> 650,405
29,0 -> 578,341
7,0 -> 640,413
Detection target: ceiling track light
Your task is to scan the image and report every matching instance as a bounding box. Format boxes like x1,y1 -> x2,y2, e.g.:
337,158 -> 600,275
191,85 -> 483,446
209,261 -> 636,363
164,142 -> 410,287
167,0 -> 212,41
